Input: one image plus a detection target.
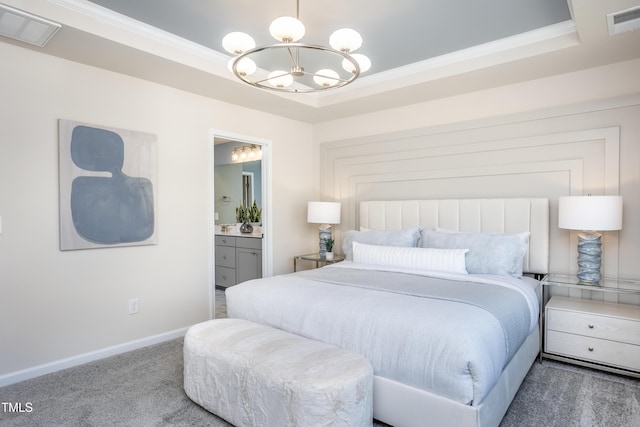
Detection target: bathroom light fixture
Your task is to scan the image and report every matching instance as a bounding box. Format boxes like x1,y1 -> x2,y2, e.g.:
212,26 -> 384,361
231,145 -> 262,163
222,0 -> 371,93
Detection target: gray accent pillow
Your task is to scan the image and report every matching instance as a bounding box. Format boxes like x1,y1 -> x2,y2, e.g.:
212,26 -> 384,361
342,228 -> 421,261
421,229 -> 529,277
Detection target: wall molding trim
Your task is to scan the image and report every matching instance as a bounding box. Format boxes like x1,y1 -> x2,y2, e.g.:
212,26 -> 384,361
0,327 -> 188,388
320,97 -> 636,302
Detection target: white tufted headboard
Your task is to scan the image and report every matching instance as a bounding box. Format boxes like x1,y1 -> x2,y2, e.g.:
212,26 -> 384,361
359,198 -> 549,275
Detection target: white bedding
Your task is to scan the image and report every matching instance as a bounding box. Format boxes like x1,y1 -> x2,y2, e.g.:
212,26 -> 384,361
225,263 -> 540,406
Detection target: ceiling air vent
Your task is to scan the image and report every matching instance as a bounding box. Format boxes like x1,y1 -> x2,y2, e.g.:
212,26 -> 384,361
607,6 -> 640,36
0,4 -> 61,47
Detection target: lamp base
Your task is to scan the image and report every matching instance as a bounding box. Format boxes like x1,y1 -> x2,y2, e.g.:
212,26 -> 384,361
318,224 -> 332,256
576,231 -> 602,285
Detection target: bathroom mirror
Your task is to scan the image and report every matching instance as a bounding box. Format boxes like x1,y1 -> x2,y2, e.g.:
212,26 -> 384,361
214,142 -> 262,225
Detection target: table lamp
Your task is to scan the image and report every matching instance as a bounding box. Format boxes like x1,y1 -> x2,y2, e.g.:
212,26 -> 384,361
307,201 -> 341,256
558,195 -> 623,285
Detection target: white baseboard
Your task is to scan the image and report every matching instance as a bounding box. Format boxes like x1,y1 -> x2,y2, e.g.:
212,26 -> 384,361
0,327 -> 189,388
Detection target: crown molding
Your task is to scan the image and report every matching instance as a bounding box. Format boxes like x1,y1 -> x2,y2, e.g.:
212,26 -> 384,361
315,20 -> 579,106
48,0 -> 229,63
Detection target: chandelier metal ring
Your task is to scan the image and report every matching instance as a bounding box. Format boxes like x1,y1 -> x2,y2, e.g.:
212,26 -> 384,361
230,43 -> 361,93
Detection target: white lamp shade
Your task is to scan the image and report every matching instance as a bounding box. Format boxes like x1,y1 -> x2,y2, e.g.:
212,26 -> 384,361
342,53 -> 371,73
307,202 -> 341,224
269,16 -> 305,42
329,28 -> 362,52
558,196 -> 623,231
222,32 -> 255,54
313,69 -> 340,87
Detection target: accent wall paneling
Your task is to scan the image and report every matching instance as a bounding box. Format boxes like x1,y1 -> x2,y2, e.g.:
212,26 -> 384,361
318,98 -> 640,305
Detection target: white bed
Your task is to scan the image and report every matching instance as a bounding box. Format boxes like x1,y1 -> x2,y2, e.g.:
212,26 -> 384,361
226,198 -> 549,427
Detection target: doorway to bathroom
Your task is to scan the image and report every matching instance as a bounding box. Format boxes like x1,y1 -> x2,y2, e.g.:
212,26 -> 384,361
210,129 -> 272,318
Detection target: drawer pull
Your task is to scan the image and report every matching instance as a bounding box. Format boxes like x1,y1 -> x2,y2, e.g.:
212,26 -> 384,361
588,324 -> 594,329
222,275 -> 227,280
222,256 -> 227,259
588,347 -> 594,352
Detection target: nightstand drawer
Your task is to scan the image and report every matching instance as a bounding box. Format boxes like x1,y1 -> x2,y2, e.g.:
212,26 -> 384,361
215,266 -> 236,287
547,308 -> 640,345
546,330 -> 640,372
215,246 -> 236,268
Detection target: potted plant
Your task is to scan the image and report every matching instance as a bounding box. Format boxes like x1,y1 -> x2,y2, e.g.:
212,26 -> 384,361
248,200 -> 262,226
236,204 -> 253,233
235,204 -> 248,224
325,238 -> 335,261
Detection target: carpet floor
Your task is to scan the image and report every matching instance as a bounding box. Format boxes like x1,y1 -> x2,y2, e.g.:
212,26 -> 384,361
1,290 -> 638,426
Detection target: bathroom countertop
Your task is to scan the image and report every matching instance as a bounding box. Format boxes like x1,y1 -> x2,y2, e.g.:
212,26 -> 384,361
215,225 -> 262,238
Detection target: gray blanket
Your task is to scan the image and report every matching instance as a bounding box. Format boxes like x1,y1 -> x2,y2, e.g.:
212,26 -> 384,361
296,267 -> 531,361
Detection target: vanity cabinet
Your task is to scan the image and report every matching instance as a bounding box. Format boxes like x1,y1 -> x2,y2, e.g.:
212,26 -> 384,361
236,237 -> 262,284
215,235 -> 262,288
215,236 -> 237,287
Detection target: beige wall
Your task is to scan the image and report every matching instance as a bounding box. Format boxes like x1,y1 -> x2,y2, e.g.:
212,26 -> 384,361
314,59 -> 640,143
0,42 -> 314,381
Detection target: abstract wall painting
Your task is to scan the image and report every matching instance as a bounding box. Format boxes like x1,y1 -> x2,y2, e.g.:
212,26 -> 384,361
59,120 -> 158,250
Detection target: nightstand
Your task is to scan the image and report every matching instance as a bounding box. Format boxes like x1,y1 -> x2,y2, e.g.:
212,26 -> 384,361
293,253 -> 345,272
541,274 -> 640,378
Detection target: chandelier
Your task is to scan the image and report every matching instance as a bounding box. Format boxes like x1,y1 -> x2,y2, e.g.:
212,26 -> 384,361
222,0 -> 371,93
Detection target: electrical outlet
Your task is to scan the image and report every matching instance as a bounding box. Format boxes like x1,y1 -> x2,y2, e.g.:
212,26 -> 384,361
128,298 -> 139,315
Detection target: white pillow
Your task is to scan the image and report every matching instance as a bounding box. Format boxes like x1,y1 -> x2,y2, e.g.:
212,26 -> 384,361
352,241 -> 469,274
421,228 -> 529,277
342,227 -> 421,261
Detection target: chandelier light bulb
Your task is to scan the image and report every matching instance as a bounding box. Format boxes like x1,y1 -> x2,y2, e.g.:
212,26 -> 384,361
267,70 -> 294,88
240,149 -> 247,160
231,150 -> 239,162
329,28 -> 362,52
231,57 -> 257,76
342,53 -> 371,73
269,16 -> 305,42
313,69 -> 340,87
222,32 -> 255,55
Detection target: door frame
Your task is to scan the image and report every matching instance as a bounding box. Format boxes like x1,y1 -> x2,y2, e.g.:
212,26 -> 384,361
209,129 -> 273,319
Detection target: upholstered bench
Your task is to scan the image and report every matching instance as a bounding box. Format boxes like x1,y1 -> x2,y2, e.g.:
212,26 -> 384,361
184,318 -> 373,427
